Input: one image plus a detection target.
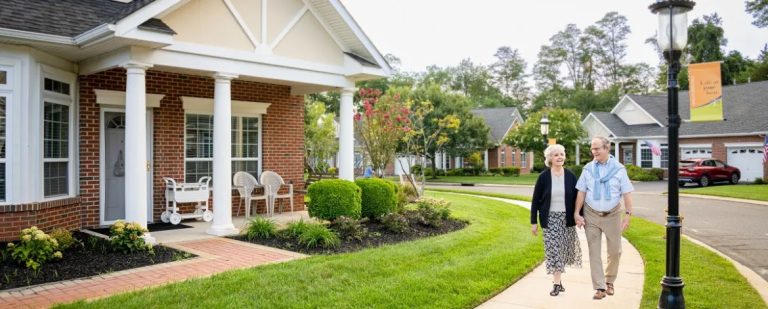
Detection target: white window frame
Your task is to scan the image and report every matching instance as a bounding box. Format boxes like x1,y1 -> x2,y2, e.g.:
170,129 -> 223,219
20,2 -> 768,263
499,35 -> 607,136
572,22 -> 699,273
511,150 -> 516,167
521,152 -> 527,168
0,61 -> 16,204
0,93 -> 8,202
41,69 -> 75,200
183,112 -> 263,183
500,148 -> 505,167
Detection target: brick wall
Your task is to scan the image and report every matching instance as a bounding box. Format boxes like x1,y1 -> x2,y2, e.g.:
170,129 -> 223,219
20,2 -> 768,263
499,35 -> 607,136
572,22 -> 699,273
0,198 -> 81,241
69,68 -> 305,231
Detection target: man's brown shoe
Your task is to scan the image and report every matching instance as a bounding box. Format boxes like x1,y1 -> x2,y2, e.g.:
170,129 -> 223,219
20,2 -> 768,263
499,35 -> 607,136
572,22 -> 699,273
593,290 -> 606,300
606,283 -> 615,296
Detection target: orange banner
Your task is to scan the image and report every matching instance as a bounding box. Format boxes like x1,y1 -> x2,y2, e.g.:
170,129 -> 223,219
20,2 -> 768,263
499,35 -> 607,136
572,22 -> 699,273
688,62 -> 723,122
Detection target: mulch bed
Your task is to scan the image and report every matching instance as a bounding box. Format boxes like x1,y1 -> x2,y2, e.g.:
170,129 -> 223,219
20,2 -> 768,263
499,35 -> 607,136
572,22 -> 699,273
0,232 -> 195,291
230,216 -> 469,255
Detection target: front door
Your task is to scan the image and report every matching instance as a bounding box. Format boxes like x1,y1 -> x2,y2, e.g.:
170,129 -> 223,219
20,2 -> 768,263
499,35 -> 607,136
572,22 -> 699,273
104,112 -> 126,221
102,111 -> 153,224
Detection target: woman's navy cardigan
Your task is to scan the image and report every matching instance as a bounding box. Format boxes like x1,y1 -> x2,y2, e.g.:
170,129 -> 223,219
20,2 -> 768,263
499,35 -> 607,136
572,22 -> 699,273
530,169 -> 580,228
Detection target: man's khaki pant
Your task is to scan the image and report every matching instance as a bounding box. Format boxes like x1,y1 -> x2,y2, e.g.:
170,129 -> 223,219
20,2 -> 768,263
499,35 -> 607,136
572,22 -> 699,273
584,204 -> 623,290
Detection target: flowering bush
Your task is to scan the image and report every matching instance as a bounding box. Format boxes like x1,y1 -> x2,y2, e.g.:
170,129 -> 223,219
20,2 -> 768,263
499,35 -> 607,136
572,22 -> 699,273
109,221 -> 152,254
415,197 -> 452,227
354,88 -> 412,176
6,226 -> 62,270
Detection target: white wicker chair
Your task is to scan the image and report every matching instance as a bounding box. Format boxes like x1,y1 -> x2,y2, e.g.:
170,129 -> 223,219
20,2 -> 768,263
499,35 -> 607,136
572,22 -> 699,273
260,171 -> 294,217
233,172 -> 267,219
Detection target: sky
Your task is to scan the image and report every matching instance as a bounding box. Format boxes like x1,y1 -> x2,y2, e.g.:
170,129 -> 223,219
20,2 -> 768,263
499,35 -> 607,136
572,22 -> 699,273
341,0 -> 768,74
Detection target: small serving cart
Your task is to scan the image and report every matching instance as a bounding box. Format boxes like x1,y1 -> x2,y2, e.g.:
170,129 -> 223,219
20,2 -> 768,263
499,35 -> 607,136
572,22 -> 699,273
162,176 -> 213,225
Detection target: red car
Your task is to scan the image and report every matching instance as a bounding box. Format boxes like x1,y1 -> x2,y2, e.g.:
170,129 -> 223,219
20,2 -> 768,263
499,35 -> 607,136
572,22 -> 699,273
678,158 -> 741,187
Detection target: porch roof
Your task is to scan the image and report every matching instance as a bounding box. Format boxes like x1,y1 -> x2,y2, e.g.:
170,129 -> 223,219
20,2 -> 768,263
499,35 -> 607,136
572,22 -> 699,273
592,81 -> 768,139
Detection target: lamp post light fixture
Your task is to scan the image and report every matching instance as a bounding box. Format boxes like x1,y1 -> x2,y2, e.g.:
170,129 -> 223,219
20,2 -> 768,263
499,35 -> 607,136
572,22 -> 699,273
649,1 -> 695,308
540,113 -> 550,148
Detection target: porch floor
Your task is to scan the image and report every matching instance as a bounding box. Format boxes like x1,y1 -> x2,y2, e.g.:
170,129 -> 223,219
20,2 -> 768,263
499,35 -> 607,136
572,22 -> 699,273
0,212 -> 310,308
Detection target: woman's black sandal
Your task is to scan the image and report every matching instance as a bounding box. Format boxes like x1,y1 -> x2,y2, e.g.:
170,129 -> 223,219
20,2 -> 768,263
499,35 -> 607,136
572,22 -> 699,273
550,283 -> 565,296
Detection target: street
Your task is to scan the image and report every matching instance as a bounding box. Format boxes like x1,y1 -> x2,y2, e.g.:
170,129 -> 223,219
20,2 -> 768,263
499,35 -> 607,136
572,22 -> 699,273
427,181 -> 768,281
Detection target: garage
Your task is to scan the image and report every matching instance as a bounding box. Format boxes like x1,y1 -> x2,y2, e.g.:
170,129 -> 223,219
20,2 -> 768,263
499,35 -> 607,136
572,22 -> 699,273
727,146 -> 765,182
681,147 -> 712,160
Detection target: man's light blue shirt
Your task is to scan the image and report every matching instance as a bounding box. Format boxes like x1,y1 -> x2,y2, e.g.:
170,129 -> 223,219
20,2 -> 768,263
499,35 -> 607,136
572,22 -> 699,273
575,158 -> 634,211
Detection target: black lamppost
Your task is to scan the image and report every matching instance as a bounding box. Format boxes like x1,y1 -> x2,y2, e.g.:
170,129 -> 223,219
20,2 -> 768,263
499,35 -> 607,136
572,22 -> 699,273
540,114 -> 550,149
649,1 -> 695,308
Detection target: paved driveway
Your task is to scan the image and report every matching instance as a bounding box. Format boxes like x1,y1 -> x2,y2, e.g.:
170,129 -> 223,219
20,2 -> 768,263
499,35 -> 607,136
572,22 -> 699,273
427,181 -> 768,281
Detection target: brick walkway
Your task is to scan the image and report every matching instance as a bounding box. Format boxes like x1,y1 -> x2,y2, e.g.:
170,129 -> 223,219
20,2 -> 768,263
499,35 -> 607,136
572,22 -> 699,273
0,238 -> 306,309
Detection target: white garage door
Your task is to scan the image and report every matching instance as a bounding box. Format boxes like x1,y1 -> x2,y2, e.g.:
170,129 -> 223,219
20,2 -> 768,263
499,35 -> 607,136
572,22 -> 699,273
681,148 -> 712,160
727,147 -> 765,182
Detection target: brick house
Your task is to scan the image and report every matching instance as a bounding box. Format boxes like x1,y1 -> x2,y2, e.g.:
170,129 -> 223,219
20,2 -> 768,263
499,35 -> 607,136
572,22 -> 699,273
582,81 -> 768,182
0,0 -> 389,241
471,107 -> 534,174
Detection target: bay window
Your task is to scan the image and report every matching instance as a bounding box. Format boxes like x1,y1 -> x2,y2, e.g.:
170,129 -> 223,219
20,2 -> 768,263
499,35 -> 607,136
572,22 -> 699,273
43,77 -> 72,198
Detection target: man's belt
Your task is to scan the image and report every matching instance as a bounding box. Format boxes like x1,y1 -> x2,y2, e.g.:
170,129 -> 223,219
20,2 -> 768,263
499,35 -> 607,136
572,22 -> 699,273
585,204 -> 619,217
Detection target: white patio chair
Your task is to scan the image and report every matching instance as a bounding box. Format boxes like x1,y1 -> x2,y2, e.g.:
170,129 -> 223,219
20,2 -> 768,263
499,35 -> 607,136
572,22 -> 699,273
233,172 -> 267,219
260,171 -> 294,217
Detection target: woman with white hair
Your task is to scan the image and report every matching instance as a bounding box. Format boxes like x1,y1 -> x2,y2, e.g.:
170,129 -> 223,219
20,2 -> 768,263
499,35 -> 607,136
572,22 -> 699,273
530,144 -> 582,296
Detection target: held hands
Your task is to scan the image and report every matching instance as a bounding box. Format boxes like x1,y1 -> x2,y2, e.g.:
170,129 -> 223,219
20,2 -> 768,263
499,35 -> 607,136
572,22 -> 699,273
574,214 -> 585,229
531,224 -> 538,236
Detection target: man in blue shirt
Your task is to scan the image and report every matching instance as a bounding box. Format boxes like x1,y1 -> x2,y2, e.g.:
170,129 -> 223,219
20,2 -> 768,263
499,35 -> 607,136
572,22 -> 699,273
574,136 -> 634,300
363,165 -> 374,178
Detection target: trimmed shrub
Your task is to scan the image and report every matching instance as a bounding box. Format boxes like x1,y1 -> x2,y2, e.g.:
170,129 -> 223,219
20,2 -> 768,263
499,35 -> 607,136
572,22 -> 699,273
502,167 -> 521,177
355,178 -> 397,219
246,217 -> 277,240
410,164 -> 422,175
649,168 -> 665,180
6,226 -> 62,270
326,167 -> 337,175
754,177 -> 764,184
109,221 -> 152,254
307,179 -> 362,221
488,167 -> 502,175
331,216 -> 368,241
446,168 -> 463,176
381,212 -> 409,233
298,223 -> 340,249
49,228 -> 77,251
532,162 -> 546,173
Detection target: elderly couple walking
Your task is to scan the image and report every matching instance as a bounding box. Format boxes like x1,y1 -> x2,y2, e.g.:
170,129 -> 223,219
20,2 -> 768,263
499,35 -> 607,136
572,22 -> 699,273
530,136 -> 634,300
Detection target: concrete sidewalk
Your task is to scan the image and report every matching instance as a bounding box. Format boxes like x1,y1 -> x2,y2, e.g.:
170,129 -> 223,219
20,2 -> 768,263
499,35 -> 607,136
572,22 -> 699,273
478,229 -> 643,308
439,193 -> 645,309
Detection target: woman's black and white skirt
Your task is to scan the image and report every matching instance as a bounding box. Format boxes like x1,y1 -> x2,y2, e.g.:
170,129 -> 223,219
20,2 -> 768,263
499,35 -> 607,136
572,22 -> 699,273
543,211 -> 582,274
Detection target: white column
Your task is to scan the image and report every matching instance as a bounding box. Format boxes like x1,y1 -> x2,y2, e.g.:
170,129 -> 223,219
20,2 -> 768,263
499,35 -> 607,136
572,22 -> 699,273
338,88 -> 355,181
483,150 -> 489,170
575,144 -> 581,166
207,73 -> 239,236
123,62 -> 154,244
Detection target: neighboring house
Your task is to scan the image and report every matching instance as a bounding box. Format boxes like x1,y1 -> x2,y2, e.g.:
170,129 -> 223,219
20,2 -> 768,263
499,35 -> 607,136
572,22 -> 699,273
470,107 -> 534,174
0,0 -> 389,241
582,81 -> 768,182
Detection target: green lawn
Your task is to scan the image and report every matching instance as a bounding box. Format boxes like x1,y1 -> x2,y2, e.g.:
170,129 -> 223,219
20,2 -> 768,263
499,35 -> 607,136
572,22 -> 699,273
682,184 -> 768,202
58,193 -> 543,308
624,217 -> 767,308
426,187 -> 532,202
425,173 -> 539,185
